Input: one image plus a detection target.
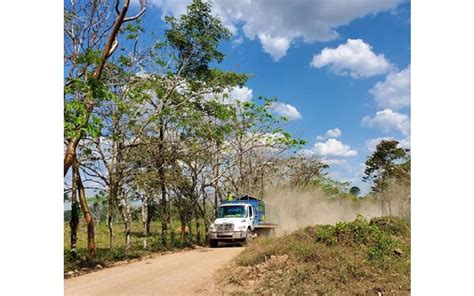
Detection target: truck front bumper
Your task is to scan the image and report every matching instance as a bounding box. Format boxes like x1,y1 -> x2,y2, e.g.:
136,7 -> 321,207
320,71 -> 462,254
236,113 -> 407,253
209,230 -> 247,240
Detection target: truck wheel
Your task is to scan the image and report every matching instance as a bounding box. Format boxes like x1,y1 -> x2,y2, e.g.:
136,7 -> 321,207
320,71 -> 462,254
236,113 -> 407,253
209,239 -> 218,248
242,228 -> 252,246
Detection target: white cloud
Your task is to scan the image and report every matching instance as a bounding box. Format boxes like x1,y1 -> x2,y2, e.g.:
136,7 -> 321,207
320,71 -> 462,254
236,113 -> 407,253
152,0 -> 404,61
326,128 -> 341,138
228,86 -> 253,103
321,158 -> 347,166
361,109 -> 410,135
258,34 -> 291,61
270,102 -> 302,120
366,136 -> 411,152
150,0 -> 190,17
310,39 -> 392,78
300,148 -> 316,157
370,66 -> 411,110
398,135 -> 411,150
205,86 -> 253,104
313,138 -> 357,157
316,128 -> 342,141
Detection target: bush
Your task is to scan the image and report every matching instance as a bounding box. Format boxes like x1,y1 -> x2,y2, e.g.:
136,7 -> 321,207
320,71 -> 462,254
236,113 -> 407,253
370,216 -> 409,237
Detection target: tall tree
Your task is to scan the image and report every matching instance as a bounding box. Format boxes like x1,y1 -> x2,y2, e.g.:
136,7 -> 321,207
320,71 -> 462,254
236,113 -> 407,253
363,139 -> 410,192
363,139 -> 410,215
64,0 -> 146,176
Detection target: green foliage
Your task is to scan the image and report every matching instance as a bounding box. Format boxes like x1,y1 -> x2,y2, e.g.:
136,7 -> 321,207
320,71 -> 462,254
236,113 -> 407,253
313,175 -> 350,196
313,216 -> 406,265
349,186 -> 361,196
236,216 -> 408,268
314,225 -> 337,246
75,48 -> 102,66
369,216 -> 409,236
64,97 -> 103,139
165,0 -> 231,80
121,20 -> 144,40
364,139 -> 410,192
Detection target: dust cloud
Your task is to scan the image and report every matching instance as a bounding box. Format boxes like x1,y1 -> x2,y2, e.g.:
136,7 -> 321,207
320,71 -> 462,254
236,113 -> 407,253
263,187 -> 407,235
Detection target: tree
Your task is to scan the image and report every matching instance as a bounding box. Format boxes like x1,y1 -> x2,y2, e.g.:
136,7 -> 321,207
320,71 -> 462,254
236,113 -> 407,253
64,0 -> 147,259
363,139 -> 410,192
363,139 -> 410,215
222,97 -> 306,196
123,0 -> 249,247
64,0 -> 146,176
349,186 -> 361,196
285,154 -> 329,188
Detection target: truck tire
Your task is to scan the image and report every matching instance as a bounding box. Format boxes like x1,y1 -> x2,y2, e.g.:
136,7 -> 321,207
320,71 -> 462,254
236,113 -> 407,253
209,239 -> 219,248
242,228 -> 252,246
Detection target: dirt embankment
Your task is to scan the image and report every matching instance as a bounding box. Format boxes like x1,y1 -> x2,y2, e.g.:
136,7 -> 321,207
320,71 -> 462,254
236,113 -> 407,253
218,216 -> 411,295
64,246 -> 243,296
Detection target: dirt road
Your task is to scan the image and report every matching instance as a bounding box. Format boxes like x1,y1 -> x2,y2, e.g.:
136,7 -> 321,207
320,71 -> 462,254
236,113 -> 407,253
64,246 -> 243,296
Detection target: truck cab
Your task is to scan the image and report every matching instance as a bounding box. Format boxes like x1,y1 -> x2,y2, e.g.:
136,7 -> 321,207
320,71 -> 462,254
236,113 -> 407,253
208,203 -> 255,248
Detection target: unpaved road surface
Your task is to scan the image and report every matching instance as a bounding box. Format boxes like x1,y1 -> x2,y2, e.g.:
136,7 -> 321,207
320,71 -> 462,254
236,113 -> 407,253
65,246 -> 243,296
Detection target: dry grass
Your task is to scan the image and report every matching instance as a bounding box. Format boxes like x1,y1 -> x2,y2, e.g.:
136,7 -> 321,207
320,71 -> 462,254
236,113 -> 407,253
218,216 -> 410,295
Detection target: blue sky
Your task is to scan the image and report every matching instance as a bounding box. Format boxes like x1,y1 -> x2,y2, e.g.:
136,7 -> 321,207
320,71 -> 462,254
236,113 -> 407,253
133,0 -> 411,193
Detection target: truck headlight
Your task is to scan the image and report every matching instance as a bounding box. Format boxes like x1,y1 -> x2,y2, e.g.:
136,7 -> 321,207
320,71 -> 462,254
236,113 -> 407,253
237,225 -> 247,230
209,224 -> 216,232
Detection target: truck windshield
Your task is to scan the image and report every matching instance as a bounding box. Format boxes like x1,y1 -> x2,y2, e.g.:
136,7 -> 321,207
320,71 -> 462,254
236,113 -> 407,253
217,205 -> 247,218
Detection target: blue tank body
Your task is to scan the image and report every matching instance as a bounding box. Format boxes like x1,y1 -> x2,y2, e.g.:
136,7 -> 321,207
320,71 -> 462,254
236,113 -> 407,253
222,194 -> 275,226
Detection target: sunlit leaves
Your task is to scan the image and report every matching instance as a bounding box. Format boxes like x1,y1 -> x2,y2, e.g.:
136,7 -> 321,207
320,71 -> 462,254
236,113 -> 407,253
165,0 -> 231,80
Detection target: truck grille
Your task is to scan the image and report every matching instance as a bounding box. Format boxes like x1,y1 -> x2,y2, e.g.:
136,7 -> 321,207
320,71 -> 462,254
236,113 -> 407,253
216,223 -> 234,232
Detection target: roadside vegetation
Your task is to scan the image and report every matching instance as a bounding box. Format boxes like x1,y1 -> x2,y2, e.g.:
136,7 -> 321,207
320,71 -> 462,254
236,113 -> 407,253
218,216 -> 410,295
64,219 -> 207,275
63,0 -> 411,291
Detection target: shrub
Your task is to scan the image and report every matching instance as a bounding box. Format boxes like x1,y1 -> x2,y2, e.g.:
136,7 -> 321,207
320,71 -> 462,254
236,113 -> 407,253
370,216 -> 409,237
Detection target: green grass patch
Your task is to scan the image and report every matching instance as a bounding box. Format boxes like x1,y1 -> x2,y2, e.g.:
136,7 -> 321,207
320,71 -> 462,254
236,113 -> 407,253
64,220 -> 207,273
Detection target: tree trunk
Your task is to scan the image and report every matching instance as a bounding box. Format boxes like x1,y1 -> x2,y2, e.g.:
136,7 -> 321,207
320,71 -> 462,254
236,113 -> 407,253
75,162 -> 96,258
146,197 -> 154,235
69,164 -> 80,258
64,137 -> 80,176
214,162 -> 219,212
107,189 -> 116,251
142,194 -> 148,249
161,186 -> 168,247
169,201 -> 175,247
195,211 -> 201,245
180,215 -> 186,243
387,196 -> 392,217
186,215 -> 193,244
159,119 -> 168,247
117,195 -> 132,253
203,193 -> 209,242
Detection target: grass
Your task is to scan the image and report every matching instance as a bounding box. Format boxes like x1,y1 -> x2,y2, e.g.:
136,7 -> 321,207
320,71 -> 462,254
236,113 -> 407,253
64,219 -> 208,274
219,216 -> 410,295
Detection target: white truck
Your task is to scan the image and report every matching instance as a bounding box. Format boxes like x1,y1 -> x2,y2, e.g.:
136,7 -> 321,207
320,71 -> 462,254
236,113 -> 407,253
208,195 -> 278,248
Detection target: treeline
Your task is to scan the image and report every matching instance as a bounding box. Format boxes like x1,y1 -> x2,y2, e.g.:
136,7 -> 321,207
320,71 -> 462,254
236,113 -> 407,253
63,0 -> 317,259
64,0 -> 410,260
